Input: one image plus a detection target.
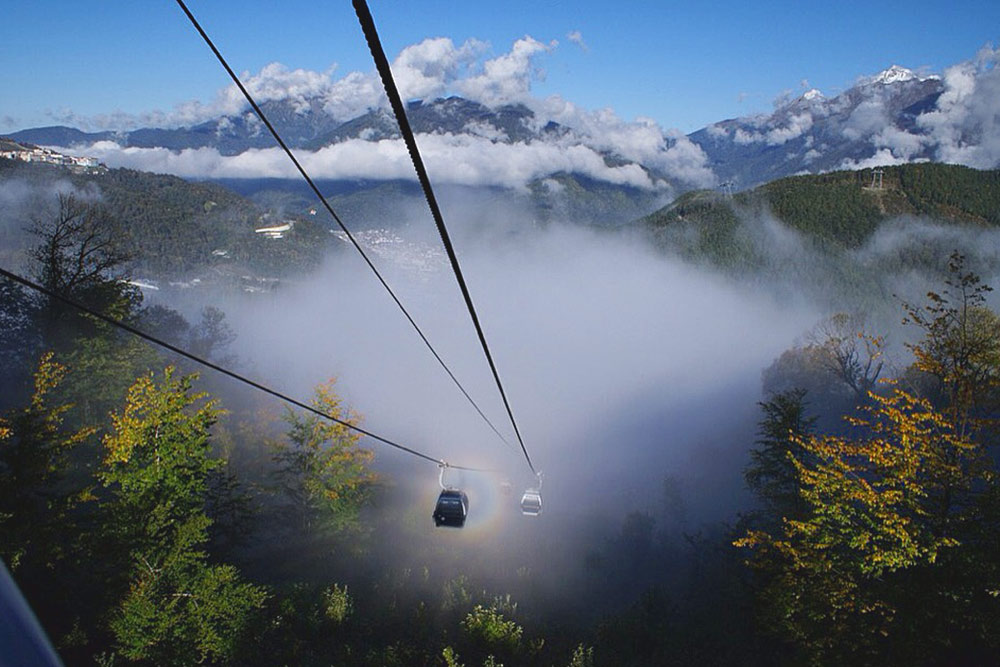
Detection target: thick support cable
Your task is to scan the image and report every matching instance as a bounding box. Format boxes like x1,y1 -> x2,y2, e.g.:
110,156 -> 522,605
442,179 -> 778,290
173,0 -> 511,450
353,0 -> 536,475
0,267 -> 490,472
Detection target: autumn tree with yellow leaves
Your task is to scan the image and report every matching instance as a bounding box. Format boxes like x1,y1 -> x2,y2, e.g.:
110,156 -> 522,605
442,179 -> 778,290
270,379 -> 376,538
737,387 -> 995,662
739,256 -> 1000,664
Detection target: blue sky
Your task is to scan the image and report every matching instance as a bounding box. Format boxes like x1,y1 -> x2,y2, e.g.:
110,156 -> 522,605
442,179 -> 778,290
2,0 -> 997,134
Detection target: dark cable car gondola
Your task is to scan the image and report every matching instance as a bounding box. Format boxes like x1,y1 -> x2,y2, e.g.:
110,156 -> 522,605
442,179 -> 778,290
434,488 -> 469,527
433,464 -> 469,528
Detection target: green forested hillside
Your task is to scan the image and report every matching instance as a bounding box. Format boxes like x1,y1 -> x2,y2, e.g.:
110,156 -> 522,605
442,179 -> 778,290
0,158 -> 331,279
641,163 -> 1000,262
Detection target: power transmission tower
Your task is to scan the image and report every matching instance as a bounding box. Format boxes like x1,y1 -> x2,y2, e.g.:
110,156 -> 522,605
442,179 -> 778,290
870,168 -> 884,189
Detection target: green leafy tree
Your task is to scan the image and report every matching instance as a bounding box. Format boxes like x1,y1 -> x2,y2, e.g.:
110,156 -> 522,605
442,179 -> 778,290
270,379 -> 376,537
99,368 -> 266,665
461,601 -> 523,664
0,353 -> 94,572
567,644 -> 594,667
188,306 -> 236,362
902,252 -> 1000,437
442,646 -> 465,667
58,334 -> 162,427
0,353 -> 110,656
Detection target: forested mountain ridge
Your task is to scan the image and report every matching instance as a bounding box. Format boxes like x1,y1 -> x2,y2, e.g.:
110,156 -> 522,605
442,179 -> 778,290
0,155 -> 331,282
639,163 -> 1000,272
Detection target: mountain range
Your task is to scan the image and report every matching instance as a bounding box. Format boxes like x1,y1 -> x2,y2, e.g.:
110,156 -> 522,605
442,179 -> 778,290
691,66 -> 949,187
7,61 -> 999,225
10,97 -> 571,160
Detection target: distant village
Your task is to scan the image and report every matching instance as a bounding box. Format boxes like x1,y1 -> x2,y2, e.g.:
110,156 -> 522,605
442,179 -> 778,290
0,143 -> 105,172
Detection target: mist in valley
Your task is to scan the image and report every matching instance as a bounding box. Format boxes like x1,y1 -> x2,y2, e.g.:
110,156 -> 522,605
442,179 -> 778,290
7,171 -> 1000,662
117,188 -> 822,615
140,183 -> 1000,613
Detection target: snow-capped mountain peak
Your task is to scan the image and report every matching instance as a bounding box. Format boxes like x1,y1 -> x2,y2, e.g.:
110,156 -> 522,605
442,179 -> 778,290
866,64 -> 940,86
686,57 -> 967,188
871,64 -> 918,84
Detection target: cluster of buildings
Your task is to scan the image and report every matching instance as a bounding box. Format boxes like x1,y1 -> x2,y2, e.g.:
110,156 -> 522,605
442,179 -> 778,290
0,145 -> 103,171
254,221 -> 294,239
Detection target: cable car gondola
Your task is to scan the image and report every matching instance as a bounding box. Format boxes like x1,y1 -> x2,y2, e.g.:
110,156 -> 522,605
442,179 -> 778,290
520,471 -> 543,516
433,488 -> 469,527
520,488 -> 542,516
433,464 -> 468,528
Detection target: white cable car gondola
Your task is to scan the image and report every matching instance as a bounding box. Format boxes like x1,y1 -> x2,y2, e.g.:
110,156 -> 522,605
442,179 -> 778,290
520,472 -> 543,516
520,488 -> 542,516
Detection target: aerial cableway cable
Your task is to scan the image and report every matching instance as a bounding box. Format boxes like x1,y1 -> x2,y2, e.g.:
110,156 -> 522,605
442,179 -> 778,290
172,0 -> 513,451
0,266 -> 489,472
353,0 -> 537,475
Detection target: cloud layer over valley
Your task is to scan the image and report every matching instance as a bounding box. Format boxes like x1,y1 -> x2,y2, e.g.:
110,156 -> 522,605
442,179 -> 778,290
77,133 -> 682,191
146,207 -> 819,531
44,34 -> 718,191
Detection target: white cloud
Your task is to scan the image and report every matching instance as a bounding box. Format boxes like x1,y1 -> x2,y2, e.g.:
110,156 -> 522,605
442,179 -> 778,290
527,96 -> 715,187
841,98 -> 887,141
701,45 -> 997,173
567,30 -> 588,51
390,37 -> 487,101
837,148 -> 912,171
540,177 -> 565,193
163,63 -> 351,128
764,111 -> 813,145
705,124 -> 728,139
463,119 -> 510,142
456,36 -> 555,106
239,63 -> 335,112
65,133 -> 665,190
733,128 -> 762,144
833,45 -> 1000,170
660,131 -> 717,187
321,70 -> 384,120
916,45 -> 1000,169
873,126 -> 927,160
771,89 -> 794,109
